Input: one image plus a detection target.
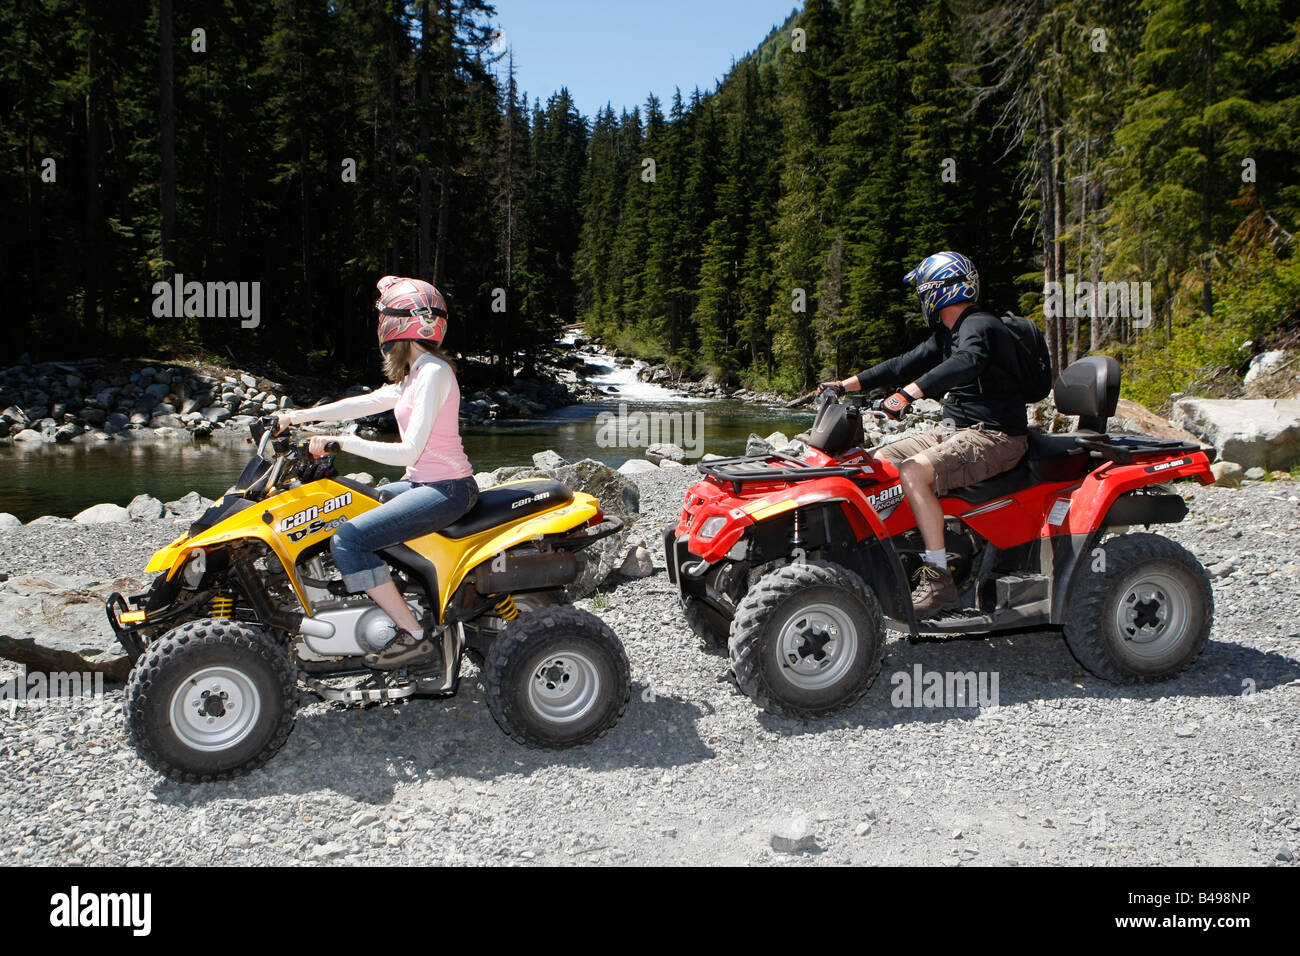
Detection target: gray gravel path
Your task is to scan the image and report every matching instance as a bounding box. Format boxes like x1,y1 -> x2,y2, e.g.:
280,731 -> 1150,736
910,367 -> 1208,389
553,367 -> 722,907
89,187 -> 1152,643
1,470 -> 1298,866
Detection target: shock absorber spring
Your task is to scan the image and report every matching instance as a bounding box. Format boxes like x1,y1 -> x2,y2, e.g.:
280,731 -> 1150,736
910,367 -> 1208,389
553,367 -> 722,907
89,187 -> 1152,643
494,594 -> 519,622
210,595 -> 234,620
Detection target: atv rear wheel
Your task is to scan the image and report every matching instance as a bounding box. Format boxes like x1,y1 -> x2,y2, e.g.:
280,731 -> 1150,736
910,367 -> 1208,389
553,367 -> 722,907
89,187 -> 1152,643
682,595 -> 730,647
1062,532 -> 1212,682
483,605 -> 630,747
125,619 -> 297,782
729,560 -> 885,719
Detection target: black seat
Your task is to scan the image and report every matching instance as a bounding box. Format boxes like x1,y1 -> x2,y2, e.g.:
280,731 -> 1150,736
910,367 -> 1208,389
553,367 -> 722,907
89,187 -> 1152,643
943,461 -> 1037,504
1025,431 -> 1095,482
439,479 -> 573,538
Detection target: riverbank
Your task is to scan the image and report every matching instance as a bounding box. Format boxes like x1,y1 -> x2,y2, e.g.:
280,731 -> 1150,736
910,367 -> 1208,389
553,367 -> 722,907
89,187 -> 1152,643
0,343 -> 606,450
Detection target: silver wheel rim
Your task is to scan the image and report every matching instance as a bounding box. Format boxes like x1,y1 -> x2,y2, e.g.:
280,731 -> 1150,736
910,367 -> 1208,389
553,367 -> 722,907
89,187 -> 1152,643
775,601 -> 859,691
168,666 -> 263,752
1113,570 -> 1191,659
526,650 -> 601,724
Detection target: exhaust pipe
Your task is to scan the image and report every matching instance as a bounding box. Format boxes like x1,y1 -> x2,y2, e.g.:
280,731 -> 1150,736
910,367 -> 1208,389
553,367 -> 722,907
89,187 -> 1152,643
474,551 -> 580,594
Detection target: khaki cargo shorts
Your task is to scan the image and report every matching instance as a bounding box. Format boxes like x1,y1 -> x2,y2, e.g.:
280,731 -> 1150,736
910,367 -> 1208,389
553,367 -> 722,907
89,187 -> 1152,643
873,422 -> 1028,496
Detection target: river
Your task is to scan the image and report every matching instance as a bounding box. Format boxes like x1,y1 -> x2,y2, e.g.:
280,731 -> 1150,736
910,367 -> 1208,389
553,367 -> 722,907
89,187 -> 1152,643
0,344 -> 812,521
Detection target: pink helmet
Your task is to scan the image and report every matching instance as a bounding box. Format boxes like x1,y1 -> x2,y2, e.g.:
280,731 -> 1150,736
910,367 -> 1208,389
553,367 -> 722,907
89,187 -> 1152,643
375,275 -> 448,347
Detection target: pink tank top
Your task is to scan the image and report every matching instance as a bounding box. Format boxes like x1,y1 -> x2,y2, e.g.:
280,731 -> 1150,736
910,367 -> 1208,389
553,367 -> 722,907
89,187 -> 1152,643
394,355 -> 473,482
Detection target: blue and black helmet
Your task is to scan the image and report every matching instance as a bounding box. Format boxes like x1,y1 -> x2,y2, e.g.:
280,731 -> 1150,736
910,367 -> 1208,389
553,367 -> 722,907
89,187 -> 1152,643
904,251 -> 980,325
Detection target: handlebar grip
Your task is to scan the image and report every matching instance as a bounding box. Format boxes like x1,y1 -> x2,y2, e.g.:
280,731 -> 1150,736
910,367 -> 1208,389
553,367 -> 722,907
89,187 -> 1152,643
324,441 -> 341,453
786,390 -> 819,408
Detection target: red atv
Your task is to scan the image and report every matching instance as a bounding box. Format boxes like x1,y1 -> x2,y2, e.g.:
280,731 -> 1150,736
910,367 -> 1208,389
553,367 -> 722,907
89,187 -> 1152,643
664,356 -> 1216,718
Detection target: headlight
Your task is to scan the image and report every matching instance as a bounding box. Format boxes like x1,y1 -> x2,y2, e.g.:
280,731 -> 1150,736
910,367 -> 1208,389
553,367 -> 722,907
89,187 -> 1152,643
182,549 -> 207,588
697,516 -> 728,540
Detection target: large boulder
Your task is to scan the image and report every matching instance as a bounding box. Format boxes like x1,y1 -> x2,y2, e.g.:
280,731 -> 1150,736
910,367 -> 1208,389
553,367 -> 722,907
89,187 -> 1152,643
73,503 -> 130,524
1171,398 -> 1300,470
0,513 -> 22,529
1108,398 -> 1202,443
548,458 -> 640,523
0,574 -> 148,680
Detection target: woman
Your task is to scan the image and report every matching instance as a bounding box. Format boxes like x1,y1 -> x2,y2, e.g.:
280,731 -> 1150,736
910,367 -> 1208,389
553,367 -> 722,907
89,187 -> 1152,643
276,275 -> 478,670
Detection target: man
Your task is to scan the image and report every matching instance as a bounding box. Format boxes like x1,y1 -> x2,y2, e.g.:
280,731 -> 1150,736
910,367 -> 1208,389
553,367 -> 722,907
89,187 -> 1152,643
819,251 -> 1029,616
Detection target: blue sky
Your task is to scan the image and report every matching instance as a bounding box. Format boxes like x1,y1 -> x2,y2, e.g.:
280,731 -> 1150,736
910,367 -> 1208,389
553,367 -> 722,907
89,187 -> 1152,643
484,0 -> 802,117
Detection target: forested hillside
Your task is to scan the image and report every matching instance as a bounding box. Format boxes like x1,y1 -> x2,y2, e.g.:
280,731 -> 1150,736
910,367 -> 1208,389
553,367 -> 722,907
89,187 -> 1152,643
3,1 -> 1298,407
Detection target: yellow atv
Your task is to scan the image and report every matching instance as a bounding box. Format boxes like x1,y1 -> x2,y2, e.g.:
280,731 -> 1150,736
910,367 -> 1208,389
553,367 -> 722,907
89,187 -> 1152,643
107,416 -> 630,781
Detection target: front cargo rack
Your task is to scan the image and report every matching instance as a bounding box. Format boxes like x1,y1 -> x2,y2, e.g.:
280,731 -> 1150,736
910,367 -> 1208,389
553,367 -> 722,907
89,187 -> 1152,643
696,453 -> 870,495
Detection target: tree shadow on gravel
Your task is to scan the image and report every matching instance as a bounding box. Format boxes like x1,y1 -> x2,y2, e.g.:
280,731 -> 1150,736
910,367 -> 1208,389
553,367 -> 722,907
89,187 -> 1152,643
148,678 -> 715,808
753,629 -> 1300,738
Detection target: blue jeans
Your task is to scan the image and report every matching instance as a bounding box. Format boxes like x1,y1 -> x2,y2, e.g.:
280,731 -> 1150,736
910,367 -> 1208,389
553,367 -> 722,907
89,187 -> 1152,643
330,477 -> 478,592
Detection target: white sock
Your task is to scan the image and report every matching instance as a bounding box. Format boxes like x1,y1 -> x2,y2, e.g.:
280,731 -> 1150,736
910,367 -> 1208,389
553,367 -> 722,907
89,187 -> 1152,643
924,549 -> 947,569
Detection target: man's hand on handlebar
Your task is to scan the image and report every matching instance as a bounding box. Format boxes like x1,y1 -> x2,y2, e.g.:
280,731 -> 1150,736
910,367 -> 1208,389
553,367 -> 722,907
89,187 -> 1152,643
872,391 -> 914,421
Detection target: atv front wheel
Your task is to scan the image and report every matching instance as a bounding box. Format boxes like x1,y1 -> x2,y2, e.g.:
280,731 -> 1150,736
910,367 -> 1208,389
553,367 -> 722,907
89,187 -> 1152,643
729,560 -> 885,719
483,605 -> 630,747
125,619 -> 297,781
1062,532 -> 1212,682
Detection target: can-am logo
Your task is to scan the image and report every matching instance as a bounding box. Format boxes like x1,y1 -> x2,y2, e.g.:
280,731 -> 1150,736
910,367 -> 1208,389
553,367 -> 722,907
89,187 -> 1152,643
49,886 -> 151,936
866,484 -> 904,518
512,491 -> 550,509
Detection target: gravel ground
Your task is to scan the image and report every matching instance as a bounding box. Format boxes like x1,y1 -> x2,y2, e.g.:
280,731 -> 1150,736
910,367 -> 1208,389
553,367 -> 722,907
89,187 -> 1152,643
1,469 -> 1298,866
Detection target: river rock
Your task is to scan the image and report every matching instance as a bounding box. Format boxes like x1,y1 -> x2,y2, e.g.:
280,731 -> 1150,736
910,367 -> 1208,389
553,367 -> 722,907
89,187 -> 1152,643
202,405 -> 232,423
1172,398 -> 1300,470
12,428 -> 44,442
532,450 -> 569,470
79,407 -> 107,426
0,574 -> 147,680
771,816 -> 816,854
1245,466 -> 1267,480
240,373 -> 258,388
127,494 -> 165,520
164,491 -> 213,518
25,515 -> 73,527
617,459 -> 659,475
105,412 -> 129,432
645,442 -> 687,465
73,503 -> 130,524
1210,461 -> 1243,487
746,433 -> 773,456
762,431 -> 790,449
618,546 -> 655,578
0,514 -> 21,529
0,406 -> 28,428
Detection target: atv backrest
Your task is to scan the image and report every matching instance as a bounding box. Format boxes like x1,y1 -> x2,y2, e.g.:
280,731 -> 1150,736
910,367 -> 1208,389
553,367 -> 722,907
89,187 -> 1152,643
808,401 -> 864,456
1053,355 -> 1120,432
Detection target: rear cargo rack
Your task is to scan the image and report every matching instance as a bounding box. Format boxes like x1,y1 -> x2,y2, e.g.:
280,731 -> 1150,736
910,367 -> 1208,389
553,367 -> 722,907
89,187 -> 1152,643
1076,435 -> 1209,466
697,453 -> 869,495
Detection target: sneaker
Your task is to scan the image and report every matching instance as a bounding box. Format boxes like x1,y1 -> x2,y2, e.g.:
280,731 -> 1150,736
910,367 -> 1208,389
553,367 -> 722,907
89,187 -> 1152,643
912,564 -> 958,618
364,629 -> 437,670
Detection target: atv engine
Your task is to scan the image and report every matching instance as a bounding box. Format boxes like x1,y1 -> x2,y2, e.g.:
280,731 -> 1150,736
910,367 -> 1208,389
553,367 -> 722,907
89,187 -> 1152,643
295,555 -> 428,659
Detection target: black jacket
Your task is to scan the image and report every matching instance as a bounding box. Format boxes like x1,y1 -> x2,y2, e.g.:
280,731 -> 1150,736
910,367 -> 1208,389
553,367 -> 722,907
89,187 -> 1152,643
855,305 -> 1028,435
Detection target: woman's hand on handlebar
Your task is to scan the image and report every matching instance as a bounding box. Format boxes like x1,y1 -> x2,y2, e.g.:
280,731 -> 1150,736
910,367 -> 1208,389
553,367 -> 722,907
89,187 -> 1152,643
273,413 -> 295,436
306,435 -> 341,458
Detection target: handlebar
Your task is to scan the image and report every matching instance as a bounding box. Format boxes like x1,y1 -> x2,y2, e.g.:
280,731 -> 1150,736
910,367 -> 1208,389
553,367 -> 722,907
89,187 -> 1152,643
787,383 -> 845,408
